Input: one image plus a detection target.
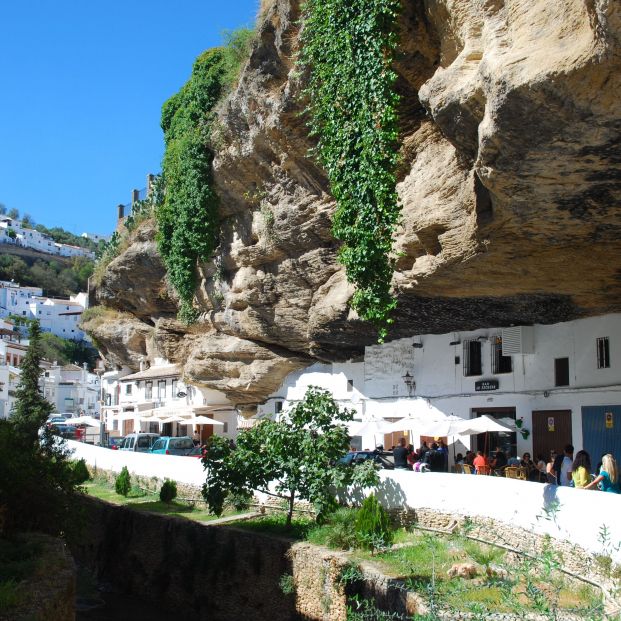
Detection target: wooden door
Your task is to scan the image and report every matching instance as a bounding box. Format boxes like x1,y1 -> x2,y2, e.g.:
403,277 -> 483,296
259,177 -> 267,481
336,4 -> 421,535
532,410 -> 572,463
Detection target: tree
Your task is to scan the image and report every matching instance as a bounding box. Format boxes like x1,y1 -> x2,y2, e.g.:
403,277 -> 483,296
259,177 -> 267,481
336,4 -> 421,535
202,386 -> 379,527
7,208 -> 19,220
0,320 -> 80,534
20,213 -> 35,228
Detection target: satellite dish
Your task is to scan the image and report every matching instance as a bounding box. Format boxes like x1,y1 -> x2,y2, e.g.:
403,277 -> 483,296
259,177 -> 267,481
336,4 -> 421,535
177,391 -> 187,398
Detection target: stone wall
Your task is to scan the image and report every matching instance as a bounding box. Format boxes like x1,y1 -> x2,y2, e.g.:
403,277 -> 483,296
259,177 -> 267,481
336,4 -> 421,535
1,534 -> 75,621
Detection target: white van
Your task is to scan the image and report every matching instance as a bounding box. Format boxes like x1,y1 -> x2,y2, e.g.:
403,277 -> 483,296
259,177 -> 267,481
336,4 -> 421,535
119,433 -> 160,452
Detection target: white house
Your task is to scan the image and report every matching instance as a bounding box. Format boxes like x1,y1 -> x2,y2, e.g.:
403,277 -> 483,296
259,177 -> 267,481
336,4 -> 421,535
101,359 -> 238,443
81,232 -> 110,244
0,218 -> 95,260
42,363 -> 100,417
0,281 -> 88,341
257,313 -> 621,466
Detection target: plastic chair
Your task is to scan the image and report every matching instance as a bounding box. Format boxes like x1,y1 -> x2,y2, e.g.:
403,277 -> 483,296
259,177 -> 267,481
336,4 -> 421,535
504,466 -> 519,479
452,464 -> 463,474
461,464 -> 474,474
476,465 -> 492,475
516,467 -> 528,481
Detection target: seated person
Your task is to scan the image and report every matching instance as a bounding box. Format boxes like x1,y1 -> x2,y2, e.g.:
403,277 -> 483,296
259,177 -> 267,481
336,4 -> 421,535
464,450 -> 475,466
473,450 -> 489,473
455,453 -> 465,465
490,448 -> 508,472
423,442 -> 445,472
507,455 -> 521,467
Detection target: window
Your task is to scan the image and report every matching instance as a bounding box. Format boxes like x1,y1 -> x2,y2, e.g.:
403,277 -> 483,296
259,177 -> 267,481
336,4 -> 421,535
491,336 -> 512,374
597,337 -> 610,369
555,358 -> 570,387
347,379 -> 354,392
145,381 -> 153,400
157,380 -> 166,399
223,422 -> 228,433
463,340 -> 482,376
275,401 -> 283,414
125,384 -> 132,395
171,380 -> 177,399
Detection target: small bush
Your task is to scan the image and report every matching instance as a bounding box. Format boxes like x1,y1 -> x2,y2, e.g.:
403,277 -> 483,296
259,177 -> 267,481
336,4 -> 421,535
279,573 -> 295,595
309,507 -> 359,550
72,459 -> 91,484
159,479 -> 177,504
229,491 -> 252,512
115,467 -> 131,497
355,494 -> 393,553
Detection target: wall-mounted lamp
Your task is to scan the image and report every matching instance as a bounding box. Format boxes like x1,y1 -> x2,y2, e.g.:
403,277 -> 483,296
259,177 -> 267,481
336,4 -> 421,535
402,371 -> 416,397
412,342 -> 423,349
449,340 -> 461,346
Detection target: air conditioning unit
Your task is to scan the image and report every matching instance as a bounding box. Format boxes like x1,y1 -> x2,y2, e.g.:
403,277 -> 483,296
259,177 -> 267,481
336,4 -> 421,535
501,326 -> 534,355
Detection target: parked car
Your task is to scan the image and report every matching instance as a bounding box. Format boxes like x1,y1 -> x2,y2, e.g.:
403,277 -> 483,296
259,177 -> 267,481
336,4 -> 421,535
105,436 -> 125,450
337,450 -> 394,470
119,432 -> 160,452
150,436 -> 195,456
186,445 -> 207,459
49,423 -> 77,440
46,415 -> 67,428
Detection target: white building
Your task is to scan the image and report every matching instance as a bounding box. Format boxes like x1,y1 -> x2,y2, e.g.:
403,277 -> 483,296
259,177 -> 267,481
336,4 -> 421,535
42,363 -> 100,417
0,281 -> 88,341
257,314 -> 621,466
101,359 -> 238,443
81,232 -> 110,244
0,217 -> 95,260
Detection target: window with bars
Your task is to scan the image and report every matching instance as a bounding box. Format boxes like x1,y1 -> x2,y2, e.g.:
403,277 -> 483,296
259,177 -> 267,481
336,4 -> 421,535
491,336 -> 512,374
597,337 -> 610,369
157,380 -> 166,400
275,401 -> 283,414
145,381 -> 153,400
463,340 -> 482,376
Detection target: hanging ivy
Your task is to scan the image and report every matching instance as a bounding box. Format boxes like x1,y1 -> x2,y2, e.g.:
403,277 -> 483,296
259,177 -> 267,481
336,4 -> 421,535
300,0 -> 401,340
157,29 -> 254,323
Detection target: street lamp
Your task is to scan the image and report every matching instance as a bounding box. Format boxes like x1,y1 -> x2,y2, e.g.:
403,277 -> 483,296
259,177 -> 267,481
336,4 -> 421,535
402,371 -> 416,398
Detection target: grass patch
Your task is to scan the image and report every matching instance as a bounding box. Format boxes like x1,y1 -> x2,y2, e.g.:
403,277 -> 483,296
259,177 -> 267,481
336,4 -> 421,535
228,513 -> 314,540
83,480 -> 237,523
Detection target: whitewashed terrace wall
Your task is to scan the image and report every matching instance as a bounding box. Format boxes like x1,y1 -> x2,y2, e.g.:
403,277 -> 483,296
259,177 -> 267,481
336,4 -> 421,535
68,440 -> 206,487
71,440 -> 621,562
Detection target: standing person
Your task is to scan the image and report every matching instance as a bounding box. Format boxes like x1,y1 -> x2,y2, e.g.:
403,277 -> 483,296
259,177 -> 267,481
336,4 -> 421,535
437,439 -> 449,472
559,444 -> 574,486
423,442 -> 445,472
393,437 -> 410,470
192,430 -> 201,446
586,454 -> 620,493
546,450 -> 559,484
419,441 -> 429,461
571,450 -> 592,488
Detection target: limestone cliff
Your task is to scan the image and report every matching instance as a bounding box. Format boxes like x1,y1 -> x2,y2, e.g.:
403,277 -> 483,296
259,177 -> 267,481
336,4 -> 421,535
86,0 -> 621,410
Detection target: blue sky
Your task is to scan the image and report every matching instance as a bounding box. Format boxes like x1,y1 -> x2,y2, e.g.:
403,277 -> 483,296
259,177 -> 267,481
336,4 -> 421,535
0,0 -> 258,236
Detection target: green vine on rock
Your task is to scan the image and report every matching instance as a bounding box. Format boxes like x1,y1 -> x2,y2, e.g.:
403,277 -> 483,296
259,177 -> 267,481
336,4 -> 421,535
300,0 -> 401,341
157,29 -> 254,323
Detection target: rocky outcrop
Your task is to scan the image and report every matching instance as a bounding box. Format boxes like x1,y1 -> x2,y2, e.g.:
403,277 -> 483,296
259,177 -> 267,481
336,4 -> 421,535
88,0 -> 621,409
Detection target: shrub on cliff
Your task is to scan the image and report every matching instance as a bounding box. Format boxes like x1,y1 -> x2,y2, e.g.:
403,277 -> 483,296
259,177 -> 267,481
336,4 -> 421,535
159,479 -> 177,504
72,459 -> 91,485
202,386 -> 379,527
115,467 -> 131,497
355,494 -> 393,554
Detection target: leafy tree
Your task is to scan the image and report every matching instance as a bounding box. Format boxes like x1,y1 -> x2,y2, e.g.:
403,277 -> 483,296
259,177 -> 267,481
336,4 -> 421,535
115,466 -> 131,496
7,208 -> 19,220
159,479 -> 177,504
202,387 -> 379,527
20,213 -> 35,228
0,320 -> 81,534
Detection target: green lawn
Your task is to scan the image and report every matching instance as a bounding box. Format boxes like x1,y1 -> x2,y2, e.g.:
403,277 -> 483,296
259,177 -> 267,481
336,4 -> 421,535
83,480 -> 240,523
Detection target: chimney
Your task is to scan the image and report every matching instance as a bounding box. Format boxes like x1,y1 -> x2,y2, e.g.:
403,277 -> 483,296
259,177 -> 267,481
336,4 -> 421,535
146,173 -> 155,197
132,189 -> 140,205
117,204 -> 125,220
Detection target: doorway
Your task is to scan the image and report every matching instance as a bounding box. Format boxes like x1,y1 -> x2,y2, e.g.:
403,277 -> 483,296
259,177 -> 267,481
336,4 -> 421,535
471,408 -> 517,457
532,410 -> 572,463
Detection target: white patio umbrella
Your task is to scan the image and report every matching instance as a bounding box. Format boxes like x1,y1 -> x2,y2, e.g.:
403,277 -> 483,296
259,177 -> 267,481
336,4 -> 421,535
70,415 -> 101,427
454,414 -> 514,435
184,415 -> 224,426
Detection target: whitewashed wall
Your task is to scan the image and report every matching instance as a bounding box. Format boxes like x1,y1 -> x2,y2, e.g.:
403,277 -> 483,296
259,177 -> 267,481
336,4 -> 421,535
258,314 -> 621,455
68,440 -> 206,487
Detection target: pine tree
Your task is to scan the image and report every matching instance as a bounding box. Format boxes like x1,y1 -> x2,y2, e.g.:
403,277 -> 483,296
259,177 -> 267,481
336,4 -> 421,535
11,320 -> 54,443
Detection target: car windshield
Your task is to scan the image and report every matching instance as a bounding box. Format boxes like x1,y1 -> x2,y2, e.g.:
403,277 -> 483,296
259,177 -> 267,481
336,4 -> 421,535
151,439 -> 165,451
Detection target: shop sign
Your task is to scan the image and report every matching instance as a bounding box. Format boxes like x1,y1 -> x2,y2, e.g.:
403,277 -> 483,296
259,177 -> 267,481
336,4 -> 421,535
548,417 -> 555,432
606,412 -> 614,429
475,380 -> 499,392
